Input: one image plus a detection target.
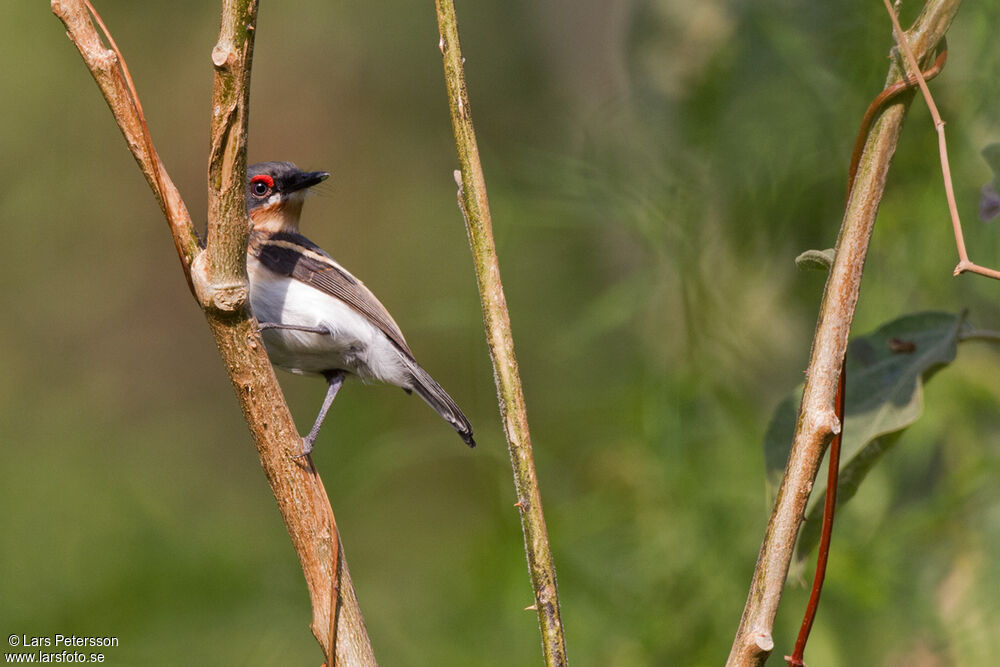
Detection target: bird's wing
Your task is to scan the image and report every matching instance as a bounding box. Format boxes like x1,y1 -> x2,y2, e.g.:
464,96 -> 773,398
249,230 -> 413,357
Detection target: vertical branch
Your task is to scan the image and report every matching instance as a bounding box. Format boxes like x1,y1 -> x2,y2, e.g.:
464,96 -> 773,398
726,1 -> 961,665
52,2 -> 375,664
434,2 -> 568,666
204,0 -> 256,288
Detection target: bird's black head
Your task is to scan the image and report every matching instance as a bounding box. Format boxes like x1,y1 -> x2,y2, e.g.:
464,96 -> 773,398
246,161 -> 329,213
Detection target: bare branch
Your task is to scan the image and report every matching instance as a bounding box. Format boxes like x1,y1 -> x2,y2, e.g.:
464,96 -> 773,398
203,0 -> 256,294
881,0 -> 1000,282
52,2 -> 375,664
435,3 -> 568,665
51,0 -> 199,274
726,1 -> 963,665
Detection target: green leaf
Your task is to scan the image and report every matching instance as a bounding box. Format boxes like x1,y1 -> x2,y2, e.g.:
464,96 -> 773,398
762,311 -> 971,559
794,248 -> 836,271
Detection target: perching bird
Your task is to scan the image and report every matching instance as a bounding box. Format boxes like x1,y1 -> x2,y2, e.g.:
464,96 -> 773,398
245,161 -> 475,455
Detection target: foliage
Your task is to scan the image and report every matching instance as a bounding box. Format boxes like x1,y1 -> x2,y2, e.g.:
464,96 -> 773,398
3,1 -> 1000,665
763,311 -> 989,561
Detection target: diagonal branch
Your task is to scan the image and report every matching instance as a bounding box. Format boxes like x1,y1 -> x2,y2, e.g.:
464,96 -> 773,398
435,2 -> 568,666
51,2 -> 375,664
725,1 -> 962,665
51,0 -> 199,278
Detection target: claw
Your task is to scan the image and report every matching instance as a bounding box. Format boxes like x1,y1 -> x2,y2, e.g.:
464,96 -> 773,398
293,437 -> 314,459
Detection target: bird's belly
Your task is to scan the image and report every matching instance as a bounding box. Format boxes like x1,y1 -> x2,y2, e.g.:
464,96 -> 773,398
248,266 -> 408,384
261,328 -> 356,376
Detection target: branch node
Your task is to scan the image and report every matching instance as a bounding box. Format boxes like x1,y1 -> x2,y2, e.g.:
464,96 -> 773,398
92,47 -> 116,71
190,251 -> 249,313
805,407 -> 839,439
828,410 -> 842,437
211,42 -> 235,69
753,631 -> 775,652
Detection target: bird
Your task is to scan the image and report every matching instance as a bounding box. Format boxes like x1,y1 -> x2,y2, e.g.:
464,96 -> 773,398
244,161 -> 475,455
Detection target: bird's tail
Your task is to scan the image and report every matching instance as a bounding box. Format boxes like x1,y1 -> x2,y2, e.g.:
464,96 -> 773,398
404,359 -> 475,447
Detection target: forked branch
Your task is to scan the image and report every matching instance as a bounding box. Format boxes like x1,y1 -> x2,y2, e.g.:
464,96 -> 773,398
881,0 -> 1000,281
51,2 -> 374,664
726,1 -> 962,665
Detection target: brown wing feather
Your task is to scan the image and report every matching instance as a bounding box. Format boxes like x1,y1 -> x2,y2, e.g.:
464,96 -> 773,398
250,230 -> 413,357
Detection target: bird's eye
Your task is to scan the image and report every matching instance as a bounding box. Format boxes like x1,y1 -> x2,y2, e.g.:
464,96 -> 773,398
250,175 -> 274,198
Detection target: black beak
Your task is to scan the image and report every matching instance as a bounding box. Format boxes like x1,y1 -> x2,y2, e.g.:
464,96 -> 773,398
286,170 -> 330,193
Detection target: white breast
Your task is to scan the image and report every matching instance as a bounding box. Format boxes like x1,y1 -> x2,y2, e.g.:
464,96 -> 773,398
247,255 -> 410,386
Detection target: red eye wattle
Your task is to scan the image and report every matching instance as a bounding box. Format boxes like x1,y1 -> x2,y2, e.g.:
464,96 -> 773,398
250,174 -> 274,198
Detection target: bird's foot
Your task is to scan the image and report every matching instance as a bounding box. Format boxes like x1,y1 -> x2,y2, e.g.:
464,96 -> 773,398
293,436 -> 315,459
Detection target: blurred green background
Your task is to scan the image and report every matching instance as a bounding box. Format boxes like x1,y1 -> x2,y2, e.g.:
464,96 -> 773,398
3,1 -> 1000,665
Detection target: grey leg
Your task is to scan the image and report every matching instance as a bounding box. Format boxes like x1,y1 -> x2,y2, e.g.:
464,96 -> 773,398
297,370 -> 345,457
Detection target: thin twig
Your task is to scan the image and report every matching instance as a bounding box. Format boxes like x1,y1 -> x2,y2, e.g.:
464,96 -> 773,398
435,2 -> 568,665
847,45 -> 948,202
52,2 -> 375,664
882,0 -> 1000,281
82,0 -> 168,225
51,0 -> 199,276
726,2 -> 963,665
